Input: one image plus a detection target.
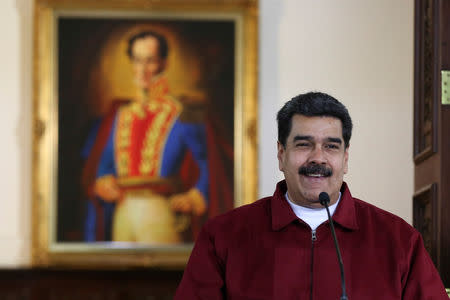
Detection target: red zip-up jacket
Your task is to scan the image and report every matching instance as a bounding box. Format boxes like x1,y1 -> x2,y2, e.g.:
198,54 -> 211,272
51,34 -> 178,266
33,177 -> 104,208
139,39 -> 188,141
175,181 -> 448,299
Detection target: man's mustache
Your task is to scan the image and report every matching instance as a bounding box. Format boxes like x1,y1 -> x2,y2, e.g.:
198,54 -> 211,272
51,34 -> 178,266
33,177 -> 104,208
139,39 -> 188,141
298,164 -> 332,177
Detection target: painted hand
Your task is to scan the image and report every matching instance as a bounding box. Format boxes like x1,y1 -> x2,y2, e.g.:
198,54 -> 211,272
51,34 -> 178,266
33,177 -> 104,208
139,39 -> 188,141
169,188 -> 207,216
94,175 -> 121,202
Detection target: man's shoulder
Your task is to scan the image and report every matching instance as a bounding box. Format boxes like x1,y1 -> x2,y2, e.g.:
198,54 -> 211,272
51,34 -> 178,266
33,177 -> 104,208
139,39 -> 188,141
100,99 -> 132,118
203,196 -> 272,233
352,196 -> 418,235
353,197 -> 406,221
110,99 -> 132,109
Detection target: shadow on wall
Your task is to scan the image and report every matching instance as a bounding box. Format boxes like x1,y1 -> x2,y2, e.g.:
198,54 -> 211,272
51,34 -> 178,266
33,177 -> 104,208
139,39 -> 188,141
15,0 -> 33,265
259,0 -> 284,198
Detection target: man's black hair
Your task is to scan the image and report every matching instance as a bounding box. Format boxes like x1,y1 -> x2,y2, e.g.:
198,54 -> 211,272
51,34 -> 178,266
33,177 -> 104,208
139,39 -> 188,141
277,92 -> 353,148
127,31 -> 169,59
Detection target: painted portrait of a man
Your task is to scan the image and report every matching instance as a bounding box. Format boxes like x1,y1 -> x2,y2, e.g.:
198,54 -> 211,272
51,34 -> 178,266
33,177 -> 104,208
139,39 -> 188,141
56,19 -> 236,245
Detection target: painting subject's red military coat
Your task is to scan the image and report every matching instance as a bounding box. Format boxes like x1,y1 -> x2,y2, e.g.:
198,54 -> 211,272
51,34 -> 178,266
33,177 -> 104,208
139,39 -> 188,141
114,77 -> 181,181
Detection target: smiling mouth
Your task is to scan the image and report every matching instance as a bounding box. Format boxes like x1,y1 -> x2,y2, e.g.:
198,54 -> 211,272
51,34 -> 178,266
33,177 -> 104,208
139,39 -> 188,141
306,174 -> 326,178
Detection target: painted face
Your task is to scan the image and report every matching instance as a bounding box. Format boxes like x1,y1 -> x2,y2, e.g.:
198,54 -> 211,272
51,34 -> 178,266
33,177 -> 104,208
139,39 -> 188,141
130,36 -> 166,90
277,115 -> 349,208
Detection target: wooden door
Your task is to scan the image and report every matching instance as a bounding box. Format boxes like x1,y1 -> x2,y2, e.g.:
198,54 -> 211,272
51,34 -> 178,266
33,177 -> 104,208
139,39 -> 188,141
413,0 -> 450,286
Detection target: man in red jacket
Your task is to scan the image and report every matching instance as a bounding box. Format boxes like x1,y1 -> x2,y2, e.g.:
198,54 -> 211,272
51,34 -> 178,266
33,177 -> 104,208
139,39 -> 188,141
175,92 -> 448,299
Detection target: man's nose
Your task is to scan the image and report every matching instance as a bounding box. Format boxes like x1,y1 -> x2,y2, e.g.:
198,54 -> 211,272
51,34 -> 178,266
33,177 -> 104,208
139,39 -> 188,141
308,146 -> 326,164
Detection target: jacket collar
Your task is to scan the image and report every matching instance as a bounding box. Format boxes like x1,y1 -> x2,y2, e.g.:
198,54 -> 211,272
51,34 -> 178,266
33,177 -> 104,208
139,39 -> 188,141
271,181 -> 298,231
271,180 -> 359,231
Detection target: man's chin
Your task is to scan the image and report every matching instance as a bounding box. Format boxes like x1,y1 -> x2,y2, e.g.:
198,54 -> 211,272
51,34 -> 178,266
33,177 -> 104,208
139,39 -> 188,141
134,79 -> 150,89
138,84 -> 150,91
301,186 -> 329,203
300,179 -> 328,192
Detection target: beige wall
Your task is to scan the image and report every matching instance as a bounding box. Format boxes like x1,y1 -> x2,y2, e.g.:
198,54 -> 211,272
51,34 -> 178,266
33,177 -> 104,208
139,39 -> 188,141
259,0 -> 414,220
0,0 -> 33,266
0,0 -> 414,266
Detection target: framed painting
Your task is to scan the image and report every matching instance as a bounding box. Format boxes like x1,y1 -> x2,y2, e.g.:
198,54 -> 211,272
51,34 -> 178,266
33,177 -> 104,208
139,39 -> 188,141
32,0 -> 258,267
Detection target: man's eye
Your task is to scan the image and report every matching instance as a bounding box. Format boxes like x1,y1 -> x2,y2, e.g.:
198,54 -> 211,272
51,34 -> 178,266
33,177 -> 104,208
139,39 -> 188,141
296,143 -> 310,147
325,144 -> 339,149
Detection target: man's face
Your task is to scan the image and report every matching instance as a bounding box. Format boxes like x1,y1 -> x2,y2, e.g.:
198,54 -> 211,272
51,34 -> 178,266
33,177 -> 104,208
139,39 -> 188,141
130,36 -> 166,90
277,115 -> 349,208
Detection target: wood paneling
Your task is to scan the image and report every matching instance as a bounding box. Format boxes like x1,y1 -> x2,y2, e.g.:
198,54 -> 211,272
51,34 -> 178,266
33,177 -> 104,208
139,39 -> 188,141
0,269 -> 183,300
414,0 -> 450,286
439,0 -> 450,286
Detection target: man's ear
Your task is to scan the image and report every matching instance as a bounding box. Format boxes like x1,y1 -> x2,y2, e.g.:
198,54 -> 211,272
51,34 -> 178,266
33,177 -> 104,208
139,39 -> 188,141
343,144 -> 349,174
277,141 -> 285,172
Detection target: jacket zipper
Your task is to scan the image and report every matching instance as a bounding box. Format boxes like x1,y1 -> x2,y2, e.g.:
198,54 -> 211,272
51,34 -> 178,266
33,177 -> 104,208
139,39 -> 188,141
310,230 -> 317,300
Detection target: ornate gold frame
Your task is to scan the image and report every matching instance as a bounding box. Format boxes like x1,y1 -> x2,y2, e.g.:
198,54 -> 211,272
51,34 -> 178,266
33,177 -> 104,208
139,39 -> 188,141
32,0 -> 258,268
